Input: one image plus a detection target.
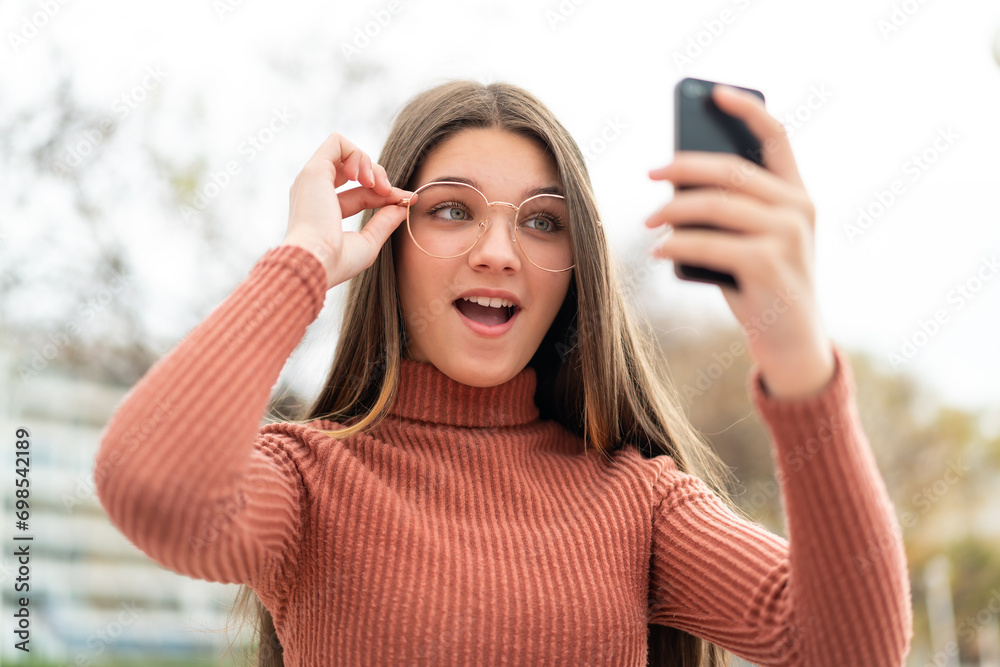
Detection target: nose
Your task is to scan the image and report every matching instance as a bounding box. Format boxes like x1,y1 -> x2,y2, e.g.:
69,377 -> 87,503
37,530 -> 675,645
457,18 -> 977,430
467,202 -> 522,272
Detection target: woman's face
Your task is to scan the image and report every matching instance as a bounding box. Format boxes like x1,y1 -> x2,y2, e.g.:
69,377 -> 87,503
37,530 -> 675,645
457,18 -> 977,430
392,127 -> 574,387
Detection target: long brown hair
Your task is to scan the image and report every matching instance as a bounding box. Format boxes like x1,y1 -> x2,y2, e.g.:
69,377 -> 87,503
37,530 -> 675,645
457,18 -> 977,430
227,79 -> 735,666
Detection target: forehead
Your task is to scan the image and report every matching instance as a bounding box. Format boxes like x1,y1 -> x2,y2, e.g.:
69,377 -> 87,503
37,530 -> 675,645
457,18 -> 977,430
414,128 -> 561,196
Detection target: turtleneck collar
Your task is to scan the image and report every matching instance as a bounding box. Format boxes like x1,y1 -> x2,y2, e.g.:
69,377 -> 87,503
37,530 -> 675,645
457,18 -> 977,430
388,358 -> 540,428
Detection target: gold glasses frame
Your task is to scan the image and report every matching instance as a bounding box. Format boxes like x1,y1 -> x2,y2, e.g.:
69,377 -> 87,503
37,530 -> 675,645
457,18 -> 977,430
399,180 -> 575,273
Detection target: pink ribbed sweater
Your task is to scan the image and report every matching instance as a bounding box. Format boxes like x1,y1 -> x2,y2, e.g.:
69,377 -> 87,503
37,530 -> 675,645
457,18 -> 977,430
95,244 -> 912,666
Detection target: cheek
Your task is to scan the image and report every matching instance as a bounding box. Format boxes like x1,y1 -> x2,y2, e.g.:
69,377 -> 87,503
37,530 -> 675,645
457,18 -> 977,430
393,240 -> 419,320
535,275 -> 572,328
394,241 -> 446,335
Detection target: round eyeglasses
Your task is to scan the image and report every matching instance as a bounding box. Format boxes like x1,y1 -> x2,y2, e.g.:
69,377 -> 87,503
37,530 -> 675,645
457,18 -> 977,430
399,181 -> 574,273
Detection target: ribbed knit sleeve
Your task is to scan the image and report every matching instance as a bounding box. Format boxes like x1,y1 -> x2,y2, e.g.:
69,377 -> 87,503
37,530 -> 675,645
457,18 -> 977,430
94,244 -> 327,592
649,344 -> 912,666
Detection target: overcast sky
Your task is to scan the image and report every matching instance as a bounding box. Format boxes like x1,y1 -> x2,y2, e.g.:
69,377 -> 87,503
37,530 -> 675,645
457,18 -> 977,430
3,0 -> 999,427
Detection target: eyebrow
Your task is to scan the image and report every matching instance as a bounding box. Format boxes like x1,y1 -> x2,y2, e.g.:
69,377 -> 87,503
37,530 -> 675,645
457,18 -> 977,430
428,175 -> 564,200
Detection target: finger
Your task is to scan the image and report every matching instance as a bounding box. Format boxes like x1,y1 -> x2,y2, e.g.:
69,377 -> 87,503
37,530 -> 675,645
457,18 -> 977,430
651,227 -> 770,283
306,132 -> 361,187
372,163 -> 392,196
644,190 -> 781,236
710,85 -> 804,188
306,133 -> 370,190
648,151 -> 802,208
338,185 -> 414,219
346,150 -> 371,189
359,152 -> 375,188
355,198 -> 410,256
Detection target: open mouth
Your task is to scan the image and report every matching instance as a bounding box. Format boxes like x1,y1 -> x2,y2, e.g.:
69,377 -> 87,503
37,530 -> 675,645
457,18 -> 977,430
454,296 -> 519,327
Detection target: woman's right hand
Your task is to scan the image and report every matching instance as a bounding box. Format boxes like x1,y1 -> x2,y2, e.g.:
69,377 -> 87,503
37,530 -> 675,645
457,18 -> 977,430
281,132 -> 416,290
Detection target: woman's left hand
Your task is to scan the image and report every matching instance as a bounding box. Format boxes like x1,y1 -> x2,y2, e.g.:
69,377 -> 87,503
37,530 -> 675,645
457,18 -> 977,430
644,84 -> 835,399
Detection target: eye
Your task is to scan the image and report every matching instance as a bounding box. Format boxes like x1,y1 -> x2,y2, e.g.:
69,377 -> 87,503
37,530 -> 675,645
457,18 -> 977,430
429,202 -> 472,221
523,216 -> 552,232
520,213 -> 565,233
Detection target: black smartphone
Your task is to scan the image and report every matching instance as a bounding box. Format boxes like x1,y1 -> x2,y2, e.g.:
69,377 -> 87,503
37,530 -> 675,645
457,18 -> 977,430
673,77 -> 766,290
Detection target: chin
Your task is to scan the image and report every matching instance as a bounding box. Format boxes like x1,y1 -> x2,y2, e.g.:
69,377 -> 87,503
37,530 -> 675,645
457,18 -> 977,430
435,352 -> 527,388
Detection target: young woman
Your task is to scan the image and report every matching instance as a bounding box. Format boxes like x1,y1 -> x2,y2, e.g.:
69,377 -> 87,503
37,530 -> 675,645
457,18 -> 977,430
95,80 -> 912,666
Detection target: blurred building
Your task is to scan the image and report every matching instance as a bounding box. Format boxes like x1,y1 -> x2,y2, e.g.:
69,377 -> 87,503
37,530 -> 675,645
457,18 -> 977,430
0,341 -> 248,665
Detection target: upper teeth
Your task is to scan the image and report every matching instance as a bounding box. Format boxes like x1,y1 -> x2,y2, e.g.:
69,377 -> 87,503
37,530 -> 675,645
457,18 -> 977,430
462,296 -> 515,309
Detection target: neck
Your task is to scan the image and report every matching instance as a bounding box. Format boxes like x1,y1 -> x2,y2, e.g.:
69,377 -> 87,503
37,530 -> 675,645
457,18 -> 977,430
387,358 -> 540,428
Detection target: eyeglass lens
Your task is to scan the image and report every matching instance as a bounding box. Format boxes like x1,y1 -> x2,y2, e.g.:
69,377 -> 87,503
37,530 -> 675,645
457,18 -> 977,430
406,182 -> 573,272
